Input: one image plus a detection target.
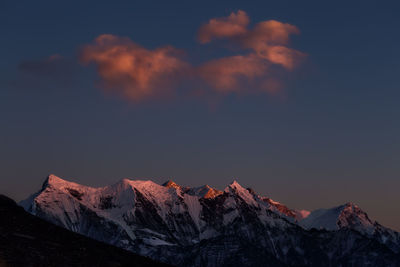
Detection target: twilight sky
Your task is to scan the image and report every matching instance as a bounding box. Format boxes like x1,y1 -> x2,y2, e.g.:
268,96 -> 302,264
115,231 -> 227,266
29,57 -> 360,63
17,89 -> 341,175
1,0 -> 399,230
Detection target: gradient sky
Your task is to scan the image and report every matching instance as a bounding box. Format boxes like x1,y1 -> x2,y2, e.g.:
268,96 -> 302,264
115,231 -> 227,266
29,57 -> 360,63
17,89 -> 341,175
1,0 -> 399,230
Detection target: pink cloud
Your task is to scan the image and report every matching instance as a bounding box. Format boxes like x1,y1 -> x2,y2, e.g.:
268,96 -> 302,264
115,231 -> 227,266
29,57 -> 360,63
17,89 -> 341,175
195,10 -> 305,96
79,12 -> 304,103
245,20 -> 300,47
198,54 -> 268,93
197,10 -> 305,70
80,34 -> 188,102
197,10 -> 250,44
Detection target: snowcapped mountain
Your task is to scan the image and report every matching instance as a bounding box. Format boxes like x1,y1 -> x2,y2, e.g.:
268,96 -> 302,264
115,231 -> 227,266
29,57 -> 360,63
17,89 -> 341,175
21,174 -> 400,266
163,180 -> 223,199
299,202 -> 375,232
299,202 -> 400,253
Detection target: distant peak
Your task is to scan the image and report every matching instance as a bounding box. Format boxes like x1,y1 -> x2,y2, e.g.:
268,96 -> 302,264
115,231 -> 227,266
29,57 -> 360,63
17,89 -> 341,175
296,210 -> 311,219
43,174 -> 67,187
48,174 -> 63,180
225,180 -> 258,205
226,180 -> 247,192
162,180 -> 181,190
42,174 -> 88,191
335,202 -> 361,213
299,202 -> 375,232
185,185 -> 223,199
340,202 -> 366,216
228,180 -> 243,188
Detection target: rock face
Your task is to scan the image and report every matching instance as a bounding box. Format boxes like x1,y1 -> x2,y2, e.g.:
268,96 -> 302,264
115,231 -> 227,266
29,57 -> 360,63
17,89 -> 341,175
0,194 -> 170,267
21,174 -> 400,266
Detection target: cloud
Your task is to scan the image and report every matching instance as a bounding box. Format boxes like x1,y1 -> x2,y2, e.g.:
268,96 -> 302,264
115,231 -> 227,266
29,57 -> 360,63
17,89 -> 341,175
197,10 -> 305,70
197,54 -> 285,97
78,11 -> 304,103
198,54 -> 268,93
195,10 -> 305,95
198,10 -> 250,43
240,20 -> 303,69
80,34 -> 188,102
18,54 -> 77,79
6,54 -> 82,91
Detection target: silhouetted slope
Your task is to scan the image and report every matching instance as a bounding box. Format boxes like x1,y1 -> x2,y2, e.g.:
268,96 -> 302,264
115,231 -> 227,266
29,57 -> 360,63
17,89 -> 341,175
0,194 -> 171,267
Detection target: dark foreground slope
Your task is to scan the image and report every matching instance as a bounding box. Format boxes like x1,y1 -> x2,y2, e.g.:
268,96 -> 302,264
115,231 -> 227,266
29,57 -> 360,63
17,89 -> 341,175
0,195 -> 171,267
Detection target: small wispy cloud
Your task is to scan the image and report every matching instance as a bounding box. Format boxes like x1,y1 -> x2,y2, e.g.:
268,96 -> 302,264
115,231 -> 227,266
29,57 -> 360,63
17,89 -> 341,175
7,54 -> 81,91
18,54 -> 76,79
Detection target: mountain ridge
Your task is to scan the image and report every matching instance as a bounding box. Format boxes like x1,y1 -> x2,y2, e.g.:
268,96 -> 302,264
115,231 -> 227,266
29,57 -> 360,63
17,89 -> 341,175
20,174 -> 400,266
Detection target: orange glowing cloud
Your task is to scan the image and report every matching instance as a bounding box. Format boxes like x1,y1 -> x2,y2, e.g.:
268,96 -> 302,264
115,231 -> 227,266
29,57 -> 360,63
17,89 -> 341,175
198,10 -> 250,44
241,20 -> 304,69
194,10 -> 305,96
80,34 -> 188,102
197,54 -> 285,96
197,10 -> 305,70
80,12 -> 304,102
198,54 -> 268,93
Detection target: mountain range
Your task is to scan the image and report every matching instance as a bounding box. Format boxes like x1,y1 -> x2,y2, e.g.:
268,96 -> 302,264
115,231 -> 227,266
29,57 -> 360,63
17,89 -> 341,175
20,174 -> 400,266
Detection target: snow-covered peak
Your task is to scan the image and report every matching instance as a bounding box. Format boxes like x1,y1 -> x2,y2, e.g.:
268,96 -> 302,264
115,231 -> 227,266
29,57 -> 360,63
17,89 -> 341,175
260,196 -> 307,220
162,180 -> 181,190
112,178 -> 174,193
299,204 -> 348,230
45,174 -> 74,187
337,203 -> 375,231
299,203 -> 376,234
119,179 -> 184,202
226,180 -> 242,189
43,174 -> 95,194
124,179 -> 159,188
185,185 -> 223,199
224,180 -> 258,206
295,210 -> 311,220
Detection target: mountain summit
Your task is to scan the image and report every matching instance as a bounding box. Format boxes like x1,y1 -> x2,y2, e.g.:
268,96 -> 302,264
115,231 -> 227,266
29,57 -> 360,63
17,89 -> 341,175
21,174 -> 400,266
162,180 -> 181,189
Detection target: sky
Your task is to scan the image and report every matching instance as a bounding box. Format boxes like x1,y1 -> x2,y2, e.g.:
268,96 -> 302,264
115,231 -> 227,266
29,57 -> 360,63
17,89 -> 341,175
1,0 -> 399,230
